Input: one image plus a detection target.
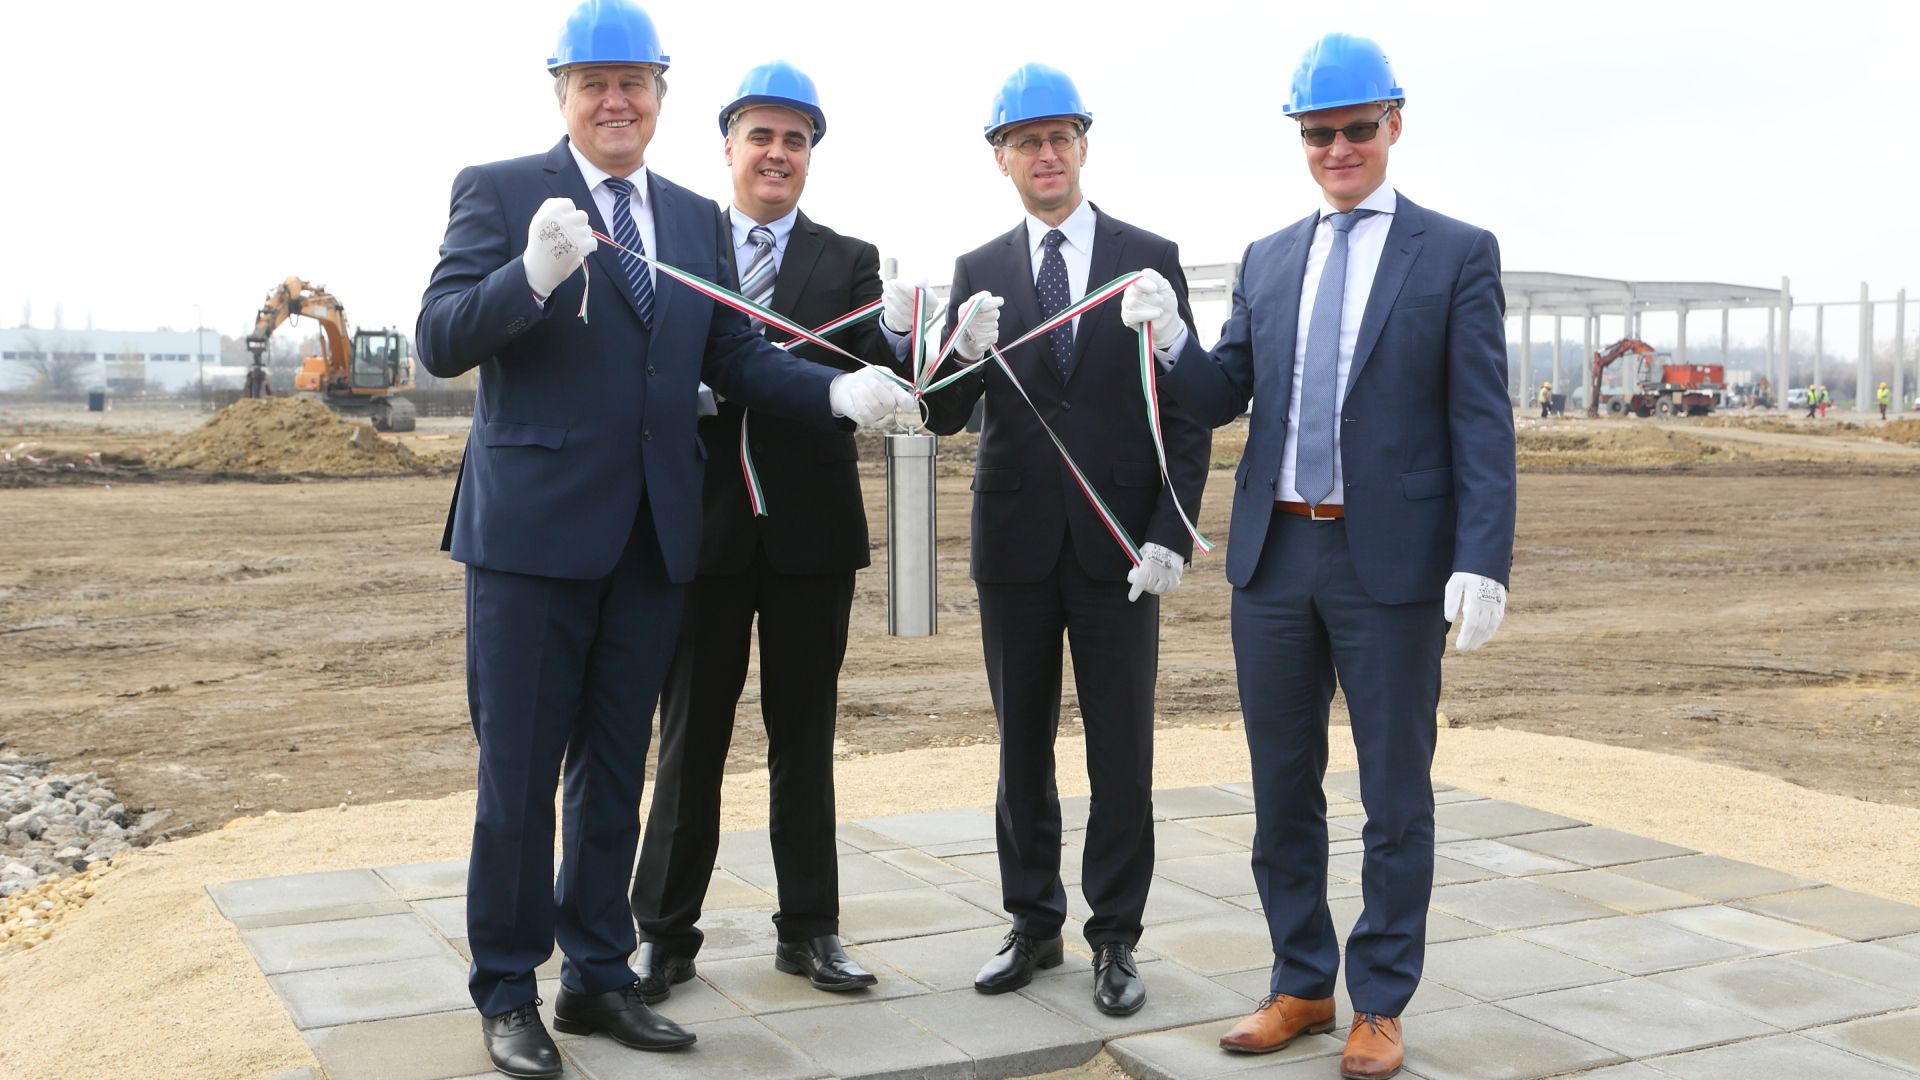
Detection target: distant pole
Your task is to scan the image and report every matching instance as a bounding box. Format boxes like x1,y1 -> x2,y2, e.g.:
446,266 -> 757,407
1552,315 -> 1563,394
1778,277 -> 1792,396
1720,307 -> 1729,366
1676,304 -> 1688,363
195,304 -> 206,406
1895,289 -> 1907,413
1519,306 -> 1532,407
1814,305 -> 1824,389
1858,283 -> 1873,415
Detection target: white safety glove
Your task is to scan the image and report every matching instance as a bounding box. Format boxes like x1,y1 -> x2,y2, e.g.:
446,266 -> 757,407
829,366 -> 915,427
524,197 -> 597,299
953,291 -> 1004,361
1126,542 -> 1185,602
1120,268 -> 1188,353
1443,571 -> 1508,651
881,279 -> 922,336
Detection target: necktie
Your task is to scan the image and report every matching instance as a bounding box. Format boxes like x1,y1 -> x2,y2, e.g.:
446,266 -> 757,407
1036,228 -> 1073,377
738,225 -> 777,308
1294,209 -> 1376,508
601,176 -> 654,328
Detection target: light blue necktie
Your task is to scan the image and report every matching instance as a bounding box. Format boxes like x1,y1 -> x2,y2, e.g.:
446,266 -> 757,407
601,176 -> 654,328
1294,209 -> 1375,508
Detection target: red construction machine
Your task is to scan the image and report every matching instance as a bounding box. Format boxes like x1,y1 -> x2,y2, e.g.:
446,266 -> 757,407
1586,338 -> 1724,418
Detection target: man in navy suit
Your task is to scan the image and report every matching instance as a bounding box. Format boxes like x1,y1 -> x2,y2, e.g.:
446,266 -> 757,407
1123,33 -> 1514,1080
417,4 -> 909,1076
911,63 -> 1210,1019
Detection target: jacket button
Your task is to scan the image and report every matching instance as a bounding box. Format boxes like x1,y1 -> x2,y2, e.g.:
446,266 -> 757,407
643,430 -> 652,441
1060,401 -> 1072,411
646,364 -> 656,375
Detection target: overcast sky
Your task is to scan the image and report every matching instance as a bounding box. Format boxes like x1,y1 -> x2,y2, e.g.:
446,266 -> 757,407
2,0 -> 1911,355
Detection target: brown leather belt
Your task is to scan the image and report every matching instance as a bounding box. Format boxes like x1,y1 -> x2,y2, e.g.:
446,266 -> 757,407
1276,500 -> 1344,520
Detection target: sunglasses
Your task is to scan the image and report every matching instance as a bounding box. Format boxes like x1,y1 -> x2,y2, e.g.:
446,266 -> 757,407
1300,105 -> 1394,148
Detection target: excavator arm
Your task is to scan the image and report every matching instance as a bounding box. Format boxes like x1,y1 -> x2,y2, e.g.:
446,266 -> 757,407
1586,338 -> 1657,417
245,277 -> 354,391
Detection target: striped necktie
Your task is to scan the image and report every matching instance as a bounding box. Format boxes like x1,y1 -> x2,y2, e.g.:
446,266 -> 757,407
738,225 -> 777,308
601,175 -> 654,328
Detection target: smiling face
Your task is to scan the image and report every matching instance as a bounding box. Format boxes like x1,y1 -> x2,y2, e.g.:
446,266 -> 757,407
1300,101 -> 1400,211
561,64 -> 662,176
725,105 -> 813,223
993,118 -> 1086,226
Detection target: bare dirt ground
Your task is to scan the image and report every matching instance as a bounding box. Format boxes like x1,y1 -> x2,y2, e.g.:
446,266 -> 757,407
4,404 -> 1920,848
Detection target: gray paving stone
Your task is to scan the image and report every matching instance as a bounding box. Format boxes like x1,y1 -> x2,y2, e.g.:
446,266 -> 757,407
1431,788 -> 1488,805
1155,819 -> 1249,860
690,904 -> 782,960
921,836 -> 1002,858
1429,878 -> 1617,931
269,954 -> 472,1030
1806,1009 -> 1920,1071
208,869 -> 406,928
1648,954 -> 1915,1030
943,851 -> 1003,884
1785,940 -> 1920,996
1216,781 -> 1256,800
1734,886 -> 1920,942
244,913 -> 449,975
262,1069 -> 326,1080
563,1016 -> 823,1080
1059,794 -> 1093,832
1323,771 -> 1364,799
1398,1002 -> 1621,1079
1139,911 -> 1276,976
1018,956 -> 1249,1038
412,895 -> 466,939
1154,852 -> 1259,899
854,809 -> 998,849
836,820 -> 905,853
735,851 -> 925,898
714,827 -> 776,872
1501,980 -> 1779,1058
943,878 -> 1013,919
1882,933 -> 1920,958
870,846 -> 978,886
1432,800 -> 1584,838
1421,935 -> 1623,1001
1501,825 -> 1693,868
696,867 -> 776,910
1183,813 -> 1256,847
1329,851 -> 1498,887
373,860 -> 469,901
304,1008 -> 493,1080
1610,854 -> 1817,902
1433,838 -> 1579,877
696,950 -> 924,1014
1645,1033 -> 1917,1080
891,989 -> 1103,1080
857,924 -> 1030,993
1153,785 -> 1257,820
1531,870 -> 1704,915
1518,916 -> 1751,976
759,1000 -> 971,1080
647,972 -> 748,1025
1068,878 -> 1236,927
1563,1066 -> 1670,1079
841,885 -> 1002,944
1107,1018 -> 1341,1080
1650,903 -> 1848,952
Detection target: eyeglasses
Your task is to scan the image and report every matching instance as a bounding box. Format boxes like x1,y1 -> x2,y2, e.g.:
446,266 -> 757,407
1300,106 -> 1394,148
1000,131 -> 1080,157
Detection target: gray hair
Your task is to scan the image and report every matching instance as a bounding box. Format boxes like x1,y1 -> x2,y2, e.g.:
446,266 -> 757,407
554,66 -> 668,105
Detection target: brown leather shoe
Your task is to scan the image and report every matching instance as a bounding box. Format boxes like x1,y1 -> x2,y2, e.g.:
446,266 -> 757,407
1218,993 -> 1335,1053
1340,1013 -> 1404,1079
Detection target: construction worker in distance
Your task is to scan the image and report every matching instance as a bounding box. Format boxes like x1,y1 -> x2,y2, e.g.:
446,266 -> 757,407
1878,380 -> 1891,420
1806,384 -> 1819,419
1537,380 -> 1552,418
1818,383 -> 1831,418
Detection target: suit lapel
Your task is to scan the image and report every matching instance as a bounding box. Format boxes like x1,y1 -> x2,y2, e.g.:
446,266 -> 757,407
1344,197 -> 1425,399
771,210 -> 823,317
1000,222 -> 1052,384
1263,212 -> 1318,396
544,139 -> 653,325
1065,206 -> 1122,383
644,172 -> 687,332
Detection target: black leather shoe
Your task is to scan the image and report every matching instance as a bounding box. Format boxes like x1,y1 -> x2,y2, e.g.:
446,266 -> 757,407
551,980 -> 696,1050
973,931 -> 1065,994
774,934 -> 879,992
1093,941 -> 1146,1016
633,941 -> 697,1003
480,999 -> 562,1079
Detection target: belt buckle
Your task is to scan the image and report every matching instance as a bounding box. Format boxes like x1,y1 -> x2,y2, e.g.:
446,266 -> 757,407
1309,502 -> 1335,521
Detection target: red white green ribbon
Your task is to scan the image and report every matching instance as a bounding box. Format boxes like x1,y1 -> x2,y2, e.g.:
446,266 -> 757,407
1137,322 -> 1213,554
738,409 -> 768,517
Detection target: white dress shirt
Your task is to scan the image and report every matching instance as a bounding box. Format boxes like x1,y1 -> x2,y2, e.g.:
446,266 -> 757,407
568,143 -> 657,294
729,204 -> 799,284
1023,198 -> 1096,336
1275,184 -> 1397,506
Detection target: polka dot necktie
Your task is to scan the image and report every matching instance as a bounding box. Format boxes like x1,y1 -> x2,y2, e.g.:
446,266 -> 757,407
1036,228 -> 1073,378
601,175 -> 654,329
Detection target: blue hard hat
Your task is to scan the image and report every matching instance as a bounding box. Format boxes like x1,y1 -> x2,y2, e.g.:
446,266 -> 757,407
1283,33 -> 1403,116
719,61 -> 826,145
547,0 -> 670,74
984,63 -> 1092,144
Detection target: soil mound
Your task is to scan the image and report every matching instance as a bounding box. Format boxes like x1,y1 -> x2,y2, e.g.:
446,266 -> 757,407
1516,424 -> 1723,470
163,398 -> 426,475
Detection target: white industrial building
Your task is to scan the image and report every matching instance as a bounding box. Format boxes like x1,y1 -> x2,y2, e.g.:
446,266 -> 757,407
0,326 -> 221,394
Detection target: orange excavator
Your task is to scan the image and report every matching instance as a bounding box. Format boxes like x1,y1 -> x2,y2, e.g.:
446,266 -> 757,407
1587,337 -> 1724,419
244,277 -> 417,431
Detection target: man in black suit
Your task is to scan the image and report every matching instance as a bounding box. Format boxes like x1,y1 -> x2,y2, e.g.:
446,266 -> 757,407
913,63 -> 1210,1017
630,61 -> 901,1000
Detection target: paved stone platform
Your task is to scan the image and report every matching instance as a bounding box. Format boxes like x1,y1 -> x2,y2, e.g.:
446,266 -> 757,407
214,774 -> 1920,1080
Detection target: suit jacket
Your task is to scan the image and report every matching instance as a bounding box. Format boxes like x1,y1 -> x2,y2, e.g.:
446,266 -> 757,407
1162,193 -> 1516,605
921,205 -> 1211,585
696,210 -> 901,577
417,138 -> 847,584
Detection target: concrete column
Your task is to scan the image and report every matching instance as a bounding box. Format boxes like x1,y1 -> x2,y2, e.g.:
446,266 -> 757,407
1815,304 -> 1824,388
1553,315 -> 1564,392
1766,307 -> 1777,406
1779,277 -> 1793,397
1520,307 -> 1533,406
1897,290 -> 1908,412
1720,307 -> 1730,365
1676,305 -> 1688,363
1858,283 -> 1873,415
